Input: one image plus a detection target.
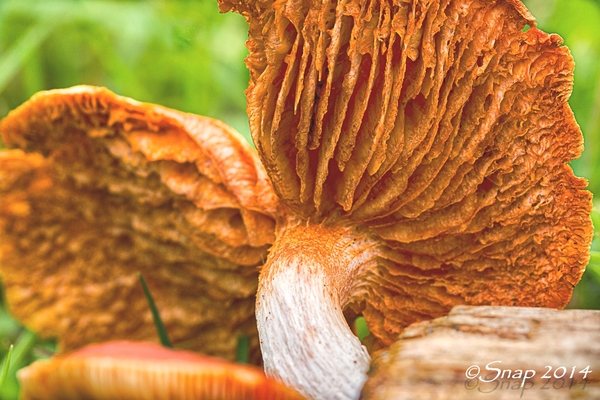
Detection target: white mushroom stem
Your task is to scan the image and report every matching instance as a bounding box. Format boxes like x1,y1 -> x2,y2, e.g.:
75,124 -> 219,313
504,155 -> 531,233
256,223 -> 374,400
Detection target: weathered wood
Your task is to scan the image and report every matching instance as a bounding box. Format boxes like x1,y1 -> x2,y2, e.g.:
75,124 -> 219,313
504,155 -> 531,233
361,306 -> 600,399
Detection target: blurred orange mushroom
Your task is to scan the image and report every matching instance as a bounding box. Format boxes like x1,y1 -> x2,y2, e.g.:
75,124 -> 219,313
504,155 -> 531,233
0,0 -> 593,399
19,341 -> 305,400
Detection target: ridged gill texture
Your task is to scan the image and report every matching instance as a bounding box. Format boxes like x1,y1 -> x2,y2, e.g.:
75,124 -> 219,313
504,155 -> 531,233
0,86 -> 279,360
219,0 -> 593,347
18,341 -> 306,400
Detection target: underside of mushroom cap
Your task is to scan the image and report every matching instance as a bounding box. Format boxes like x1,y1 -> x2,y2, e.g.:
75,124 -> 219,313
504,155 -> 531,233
0,86 -> 279,360
220,0 -> 593,347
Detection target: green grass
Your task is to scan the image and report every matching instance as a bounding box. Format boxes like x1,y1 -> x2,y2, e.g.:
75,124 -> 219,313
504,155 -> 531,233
236,336 -> 250,364
138,273 -> 173,349
0,0 -> 252,142
0,0 -> 599,398
0,313 -> 54,400
0,345 -> 14,390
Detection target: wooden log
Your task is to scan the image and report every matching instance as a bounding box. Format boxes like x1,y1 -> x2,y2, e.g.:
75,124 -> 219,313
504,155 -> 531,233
361,306 -> 600,399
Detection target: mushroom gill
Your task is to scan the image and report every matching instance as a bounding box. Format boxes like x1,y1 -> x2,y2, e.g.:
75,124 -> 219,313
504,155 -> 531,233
218,0 -> 592,398
0,86 -> 278,361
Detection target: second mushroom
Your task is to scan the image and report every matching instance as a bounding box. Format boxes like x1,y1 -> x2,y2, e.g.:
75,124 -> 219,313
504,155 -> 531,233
0,0 -> 593,400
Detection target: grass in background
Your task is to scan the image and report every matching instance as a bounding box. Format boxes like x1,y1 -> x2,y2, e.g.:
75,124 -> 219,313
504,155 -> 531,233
0,0 -> 251,142
0,0 -> 599,398
0,306 -> 55,399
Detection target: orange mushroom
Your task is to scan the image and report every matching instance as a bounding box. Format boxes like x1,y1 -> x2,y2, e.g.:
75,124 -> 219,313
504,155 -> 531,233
215,0 -> 592,397
0,86 -> 279,362
0,0 -> 593,399
18,341 -> 305,400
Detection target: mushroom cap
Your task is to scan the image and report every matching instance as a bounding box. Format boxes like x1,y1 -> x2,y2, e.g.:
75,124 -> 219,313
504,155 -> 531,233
220,0 -> 593,346
0,86 -> 279,360
18,341 -> 306,399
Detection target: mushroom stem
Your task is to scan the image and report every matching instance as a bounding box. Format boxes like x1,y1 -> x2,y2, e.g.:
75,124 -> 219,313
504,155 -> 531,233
256,223 -> 373,400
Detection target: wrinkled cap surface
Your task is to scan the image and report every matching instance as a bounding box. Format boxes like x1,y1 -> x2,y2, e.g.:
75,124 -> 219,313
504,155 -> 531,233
219,0 -> 593,346
0,86 -> 279,360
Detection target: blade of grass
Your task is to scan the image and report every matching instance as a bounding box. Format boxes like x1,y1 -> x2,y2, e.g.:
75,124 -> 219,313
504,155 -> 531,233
0,345 -> 13,389
7,330 -> 36,372
236,335 -> 249,364
0,20 -> 56,93
0,330 -> 37,400
138,272 -> 172,348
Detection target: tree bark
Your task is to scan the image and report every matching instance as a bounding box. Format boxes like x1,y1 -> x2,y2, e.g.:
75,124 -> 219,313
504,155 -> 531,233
361,306 -> 600,400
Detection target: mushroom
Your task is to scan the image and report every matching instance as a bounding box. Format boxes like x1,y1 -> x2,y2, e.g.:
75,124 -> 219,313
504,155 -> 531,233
18,341 -> 306,400
219,0 -> 592,397
0,1 -> 593,400
0,86 -> 279,362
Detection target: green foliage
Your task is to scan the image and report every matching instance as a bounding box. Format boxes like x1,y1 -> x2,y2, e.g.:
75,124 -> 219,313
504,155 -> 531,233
0,0 -> 251,142
0,0 -> 599,398
355,317 -> 370,342
0,309 -> 55,400
0,345 -> 13,390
